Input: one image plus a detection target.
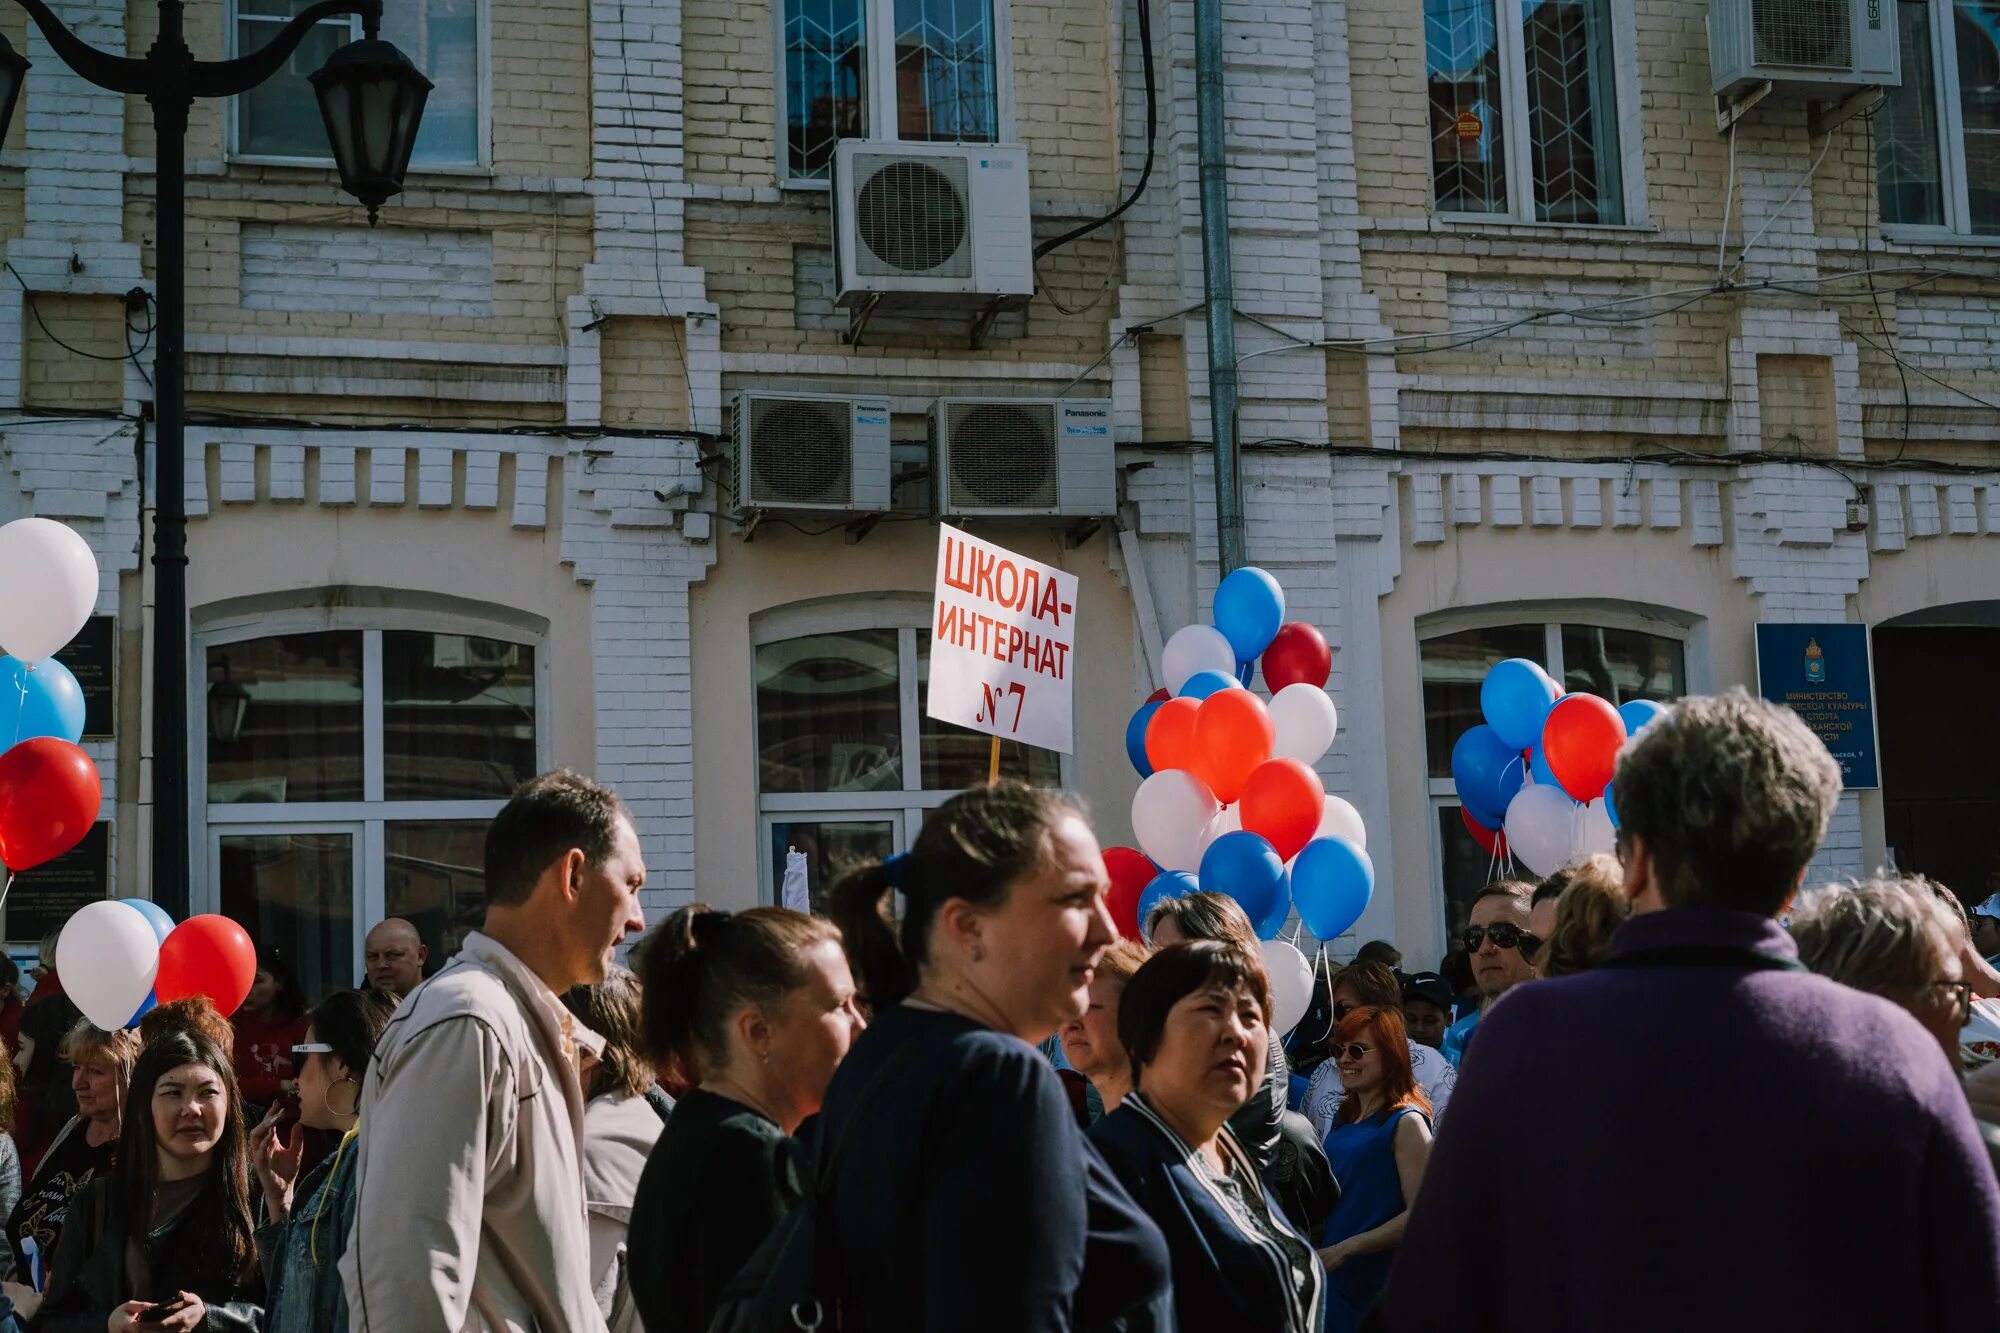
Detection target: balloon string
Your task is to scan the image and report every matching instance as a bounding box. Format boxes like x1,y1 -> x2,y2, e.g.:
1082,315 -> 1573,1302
0,866 -> 13,919
1313,941 -> 1339,1046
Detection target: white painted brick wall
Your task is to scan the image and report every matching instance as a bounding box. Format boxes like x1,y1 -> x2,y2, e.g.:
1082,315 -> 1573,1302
240,226 -> 495,317
1444,275 -> 1653,357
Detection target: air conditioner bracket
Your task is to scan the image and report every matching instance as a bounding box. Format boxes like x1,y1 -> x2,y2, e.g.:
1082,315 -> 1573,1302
1063,518 -> 1103,550
844,294 -> 884,348
844,513 -> 883,545
1809,85 -> 1886,140
740,509 -> 765,543
1715,80 -> 1773,134
969,297 -> 1008,351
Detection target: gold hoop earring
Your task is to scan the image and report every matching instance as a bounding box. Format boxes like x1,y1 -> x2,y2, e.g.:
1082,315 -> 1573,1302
324,1075 -> 361,1120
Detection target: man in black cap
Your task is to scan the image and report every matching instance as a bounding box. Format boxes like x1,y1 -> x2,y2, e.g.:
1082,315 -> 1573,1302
1400,971 -> 1453,1052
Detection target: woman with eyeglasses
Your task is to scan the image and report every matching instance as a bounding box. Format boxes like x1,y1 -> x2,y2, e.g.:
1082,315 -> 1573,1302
1791,877 -> 1975,1067
1301,963 -> 1454,1138
248,987 -> 395,1333
1316,1005 -> 1433,1333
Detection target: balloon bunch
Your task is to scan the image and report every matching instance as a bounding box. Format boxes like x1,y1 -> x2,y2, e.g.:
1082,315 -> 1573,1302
1451,657 -> 1670,878
57,901 -> 258,1031
1103,568 -> 1375,1031
0,519 -> 106,886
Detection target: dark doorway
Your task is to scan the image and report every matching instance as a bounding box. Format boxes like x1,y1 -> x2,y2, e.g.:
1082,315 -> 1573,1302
1875,622 -> 2000,908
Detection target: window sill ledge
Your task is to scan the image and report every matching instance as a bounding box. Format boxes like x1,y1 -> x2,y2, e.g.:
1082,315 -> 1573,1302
1874,227 -> 2000,250
1427,214 -> 1661,240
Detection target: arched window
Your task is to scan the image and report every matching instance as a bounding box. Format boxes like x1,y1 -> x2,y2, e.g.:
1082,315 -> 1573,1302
1418,607 -> 1698,951
753,595 -> 1065,910
195,597 -> 549,1000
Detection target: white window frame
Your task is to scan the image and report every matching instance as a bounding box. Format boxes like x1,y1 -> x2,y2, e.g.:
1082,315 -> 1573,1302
1881,0 -> 1997,241
1432,0 -> 1646,227
773,0 -> 1018,189
225,0 -> 493,172
751,594 -> 1072,899
191,603 -> 551,983
1416,604 -> 1705,959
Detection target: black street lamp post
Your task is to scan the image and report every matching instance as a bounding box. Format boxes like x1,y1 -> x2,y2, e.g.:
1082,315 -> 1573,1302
0,0 -> 429,916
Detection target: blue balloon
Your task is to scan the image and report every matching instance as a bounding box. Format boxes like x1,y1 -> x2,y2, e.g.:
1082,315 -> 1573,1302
1481,658 -> 1562,752
119,897 -> 175,944
1619,698 -> 1669,736
1138,871 -> 1201,940
1254,892 -> 1292,941
124,992 -> 156,1029
1,656 -> 85,746
1213,567 -> 1286,661
1451,725 -> 1525,827
1603,783 -> 1620,829
1529,745 -> 1559,790
1199,832 -> 1288,935
1179,669 -> 1239,701
1236,659 -> 1257,688
1126,701 -> 1163,778
1290,836 -> 1374,942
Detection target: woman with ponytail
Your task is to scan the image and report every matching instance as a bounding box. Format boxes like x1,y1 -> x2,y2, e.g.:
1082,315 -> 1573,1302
626,905 -> 863,1333
817,781 -> 1172,1333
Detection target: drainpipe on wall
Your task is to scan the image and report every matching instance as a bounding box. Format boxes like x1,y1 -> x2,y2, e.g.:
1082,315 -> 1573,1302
1194,0 -> 1245,575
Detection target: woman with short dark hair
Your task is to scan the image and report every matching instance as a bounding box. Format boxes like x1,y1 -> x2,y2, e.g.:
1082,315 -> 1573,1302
249,987 -> 395,1333
627,905 -> 864,1333
1091,941 -> 1323,1333
821,782 -> 1171,1333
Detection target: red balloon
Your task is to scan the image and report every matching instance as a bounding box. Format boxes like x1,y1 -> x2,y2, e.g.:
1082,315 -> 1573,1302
1260,622 -> 1332,692
1542,693 -> 1626,803
0,737 -> 102,871
1460,805 -> 1510,858
1190,688 -> 1275,805
1240,758 -> 1325,862
155,915 -> 258,1016
1143,687 -> 1172,705
1102,847 -> 1157,941
1145,697 -> 1201,774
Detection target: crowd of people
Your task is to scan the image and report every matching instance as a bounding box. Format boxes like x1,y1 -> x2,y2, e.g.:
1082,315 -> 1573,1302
0,689 -> 1988,1330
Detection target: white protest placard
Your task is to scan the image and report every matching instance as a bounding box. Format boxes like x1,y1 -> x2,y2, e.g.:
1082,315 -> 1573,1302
927,527 -> 1079,754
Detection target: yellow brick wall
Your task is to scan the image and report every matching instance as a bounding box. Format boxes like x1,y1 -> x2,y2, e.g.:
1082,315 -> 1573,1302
1757,354 -> 1836,455
601,316 -> 695,431
22,293 -> 127,411
1137,333 -> 1187,442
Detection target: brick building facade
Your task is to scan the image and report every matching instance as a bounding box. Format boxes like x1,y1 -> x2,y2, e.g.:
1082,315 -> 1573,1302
1,0 -> 1995,985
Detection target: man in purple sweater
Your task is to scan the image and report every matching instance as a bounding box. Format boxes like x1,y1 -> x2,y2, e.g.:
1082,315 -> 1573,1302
1385,690 -> 2000,1332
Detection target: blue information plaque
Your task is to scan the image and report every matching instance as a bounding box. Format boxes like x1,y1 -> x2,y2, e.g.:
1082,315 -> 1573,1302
1754,622 -> 1880,790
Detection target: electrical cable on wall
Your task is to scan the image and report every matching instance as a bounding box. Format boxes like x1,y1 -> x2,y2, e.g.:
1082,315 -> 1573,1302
1031,0 -> 1155,262
7,263 -> 156,374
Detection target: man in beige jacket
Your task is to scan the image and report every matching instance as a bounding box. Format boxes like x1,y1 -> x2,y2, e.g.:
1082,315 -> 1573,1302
341,770 -> 648,1332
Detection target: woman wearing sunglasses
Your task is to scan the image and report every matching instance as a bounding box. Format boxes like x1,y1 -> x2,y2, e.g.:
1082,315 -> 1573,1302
1301,963 -> 1455,1138
1317,1005 -> 1433,1333
248,988 -> 396,1333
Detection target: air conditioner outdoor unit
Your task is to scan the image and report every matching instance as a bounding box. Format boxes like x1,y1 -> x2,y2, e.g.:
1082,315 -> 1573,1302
832,140 -> 1035,307
432,635 -> 520,670
731,391 -> 894,513
1709,0 -> 1900,97
929,397 -> 1116,519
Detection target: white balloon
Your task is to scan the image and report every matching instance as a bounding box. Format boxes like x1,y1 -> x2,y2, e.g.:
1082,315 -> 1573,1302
1269,684 -> 1337,764
1578,797 -> 1617,857
1314,795 -> 1367,850
0,518 -> 98,661
1132,769 -> 1221,872
1161,624 -> 1237,695
1196,803 -> 1242,860
1260,939 -> 1313,1034
57,901 -> 159,1031
1504,784 -> 1579,878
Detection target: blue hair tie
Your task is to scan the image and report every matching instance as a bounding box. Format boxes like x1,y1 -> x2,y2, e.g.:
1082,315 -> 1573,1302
883,852 -> 911,889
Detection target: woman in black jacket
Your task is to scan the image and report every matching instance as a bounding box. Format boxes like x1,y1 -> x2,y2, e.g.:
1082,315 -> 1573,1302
819,782 -> 1173,1333
29,1028 -> 262,1331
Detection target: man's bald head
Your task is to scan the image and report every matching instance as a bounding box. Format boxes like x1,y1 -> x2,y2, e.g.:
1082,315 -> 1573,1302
365,917 -> 428,996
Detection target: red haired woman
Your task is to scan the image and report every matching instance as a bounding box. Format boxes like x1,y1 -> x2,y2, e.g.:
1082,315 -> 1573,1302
1317,1006 -> 1434,1333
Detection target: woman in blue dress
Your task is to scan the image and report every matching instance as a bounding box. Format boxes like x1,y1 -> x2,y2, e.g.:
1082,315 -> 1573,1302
1317,1005 -> 1433,1333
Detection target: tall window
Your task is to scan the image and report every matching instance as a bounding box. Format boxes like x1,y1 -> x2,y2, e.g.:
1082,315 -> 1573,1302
1426,0 -> 1628,223
232,0 -> 482,167
202,626 -> 541,1000
754,609 -> 1058,908
781,0 -> 1002,181
1878,0 -> 2000,235
1420,617 -> 1686,947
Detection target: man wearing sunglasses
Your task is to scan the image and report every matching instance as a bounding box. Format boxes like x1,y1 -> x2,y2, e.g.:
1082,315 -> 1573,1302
1437,882 -> 1539,1068
1386,691 -> 2000,1333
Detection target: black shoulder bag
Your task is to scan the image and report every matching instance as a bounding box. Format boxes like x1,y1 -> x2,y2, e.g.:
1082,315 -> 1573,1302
707,1037 -> 929,1333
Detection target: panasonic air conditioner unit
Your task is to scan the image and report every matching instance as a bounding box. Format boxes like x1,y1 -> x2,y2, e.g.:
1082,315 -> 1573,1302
1709,0 -> 1900,96
832,140 -> 1035,307
731,391 -> 893,513
929,397 -> 1116,519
